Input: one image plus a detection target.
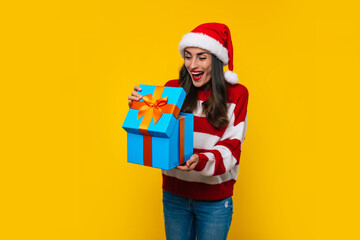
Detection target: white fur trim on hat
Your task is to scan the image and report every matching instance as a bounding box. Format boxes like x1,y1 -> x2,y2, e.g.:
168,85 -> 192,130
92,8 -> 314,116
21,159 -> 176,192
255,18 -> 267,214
179,32 -> 229,65
224,70 -> 238,84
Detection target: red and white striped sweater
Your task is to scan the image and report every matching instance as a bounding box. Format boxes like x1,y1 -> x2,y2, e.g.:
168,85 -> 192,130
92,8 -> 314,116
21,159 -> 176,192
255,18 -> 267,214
162,79 -> 249,200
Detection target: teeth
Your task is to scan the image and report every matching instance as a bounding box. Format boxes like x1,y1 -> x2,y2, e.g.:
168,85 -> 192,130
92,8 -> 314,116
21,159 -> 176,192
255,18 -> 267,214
192,72 -> 203,75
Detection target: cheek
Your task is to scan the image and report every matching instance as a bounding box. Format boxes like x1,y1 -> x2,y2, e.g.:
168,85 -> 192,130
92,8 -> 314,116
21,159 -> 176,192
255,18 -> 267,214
184,58 -> 192,65
185,65 -> 191,74
204,61 -> 212,75
205,65 -> 212,76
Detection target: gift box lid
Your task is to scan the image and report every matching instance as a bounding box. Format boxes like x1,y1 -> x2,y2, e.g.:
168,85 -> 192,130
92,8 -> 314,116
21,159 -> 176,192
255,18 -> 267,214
122,84 -> 186,138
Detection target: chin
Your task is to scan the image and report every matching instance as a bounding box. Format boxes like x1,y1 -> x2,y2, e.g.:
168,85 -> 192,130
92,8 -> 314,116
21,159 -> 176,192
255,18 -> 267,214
192,78 -> 210,88
192,80 -> 204,87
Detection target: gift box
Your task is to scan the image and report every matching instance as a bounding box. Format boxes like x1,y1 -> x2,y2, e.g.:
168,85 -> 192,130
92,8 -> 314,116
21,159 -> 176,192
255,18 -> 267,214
122,84 -> 194,170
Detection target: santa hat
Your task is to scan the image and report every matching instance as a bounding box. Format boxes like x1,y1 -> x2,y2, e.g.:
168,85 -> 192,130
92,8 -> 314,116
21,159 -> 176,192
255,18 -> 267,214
179,22 -> 238,84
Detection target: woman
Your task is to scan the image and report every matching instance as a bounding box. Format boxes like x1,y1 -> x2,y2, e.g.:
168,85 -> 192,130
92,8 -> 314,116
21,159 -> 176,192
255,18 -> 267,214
128,23 -> 248,240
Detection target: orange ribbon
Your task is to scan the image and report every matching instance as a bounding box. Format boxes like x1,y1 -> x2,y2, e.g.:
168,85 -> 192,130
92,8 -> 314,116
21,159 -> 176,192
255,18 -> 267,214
130,86 -> 182,167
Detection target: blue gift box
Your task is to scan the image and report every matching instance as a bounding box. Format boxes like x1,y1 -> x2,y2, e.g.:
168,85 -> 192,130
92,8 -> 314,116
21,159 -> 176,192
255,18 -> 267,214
122,84 -> 194,170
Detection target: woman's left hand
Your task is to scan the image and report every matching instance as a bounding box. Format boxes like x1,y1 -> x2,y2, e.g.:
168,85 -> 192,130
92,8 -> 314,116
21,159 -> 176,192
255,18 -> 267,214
176,154 -> 199,171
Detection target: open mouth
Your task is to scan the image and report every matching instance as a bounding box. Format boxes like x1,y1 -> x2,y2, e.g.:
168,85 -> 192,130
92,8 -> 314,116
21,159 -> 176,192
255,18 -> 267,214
191,71 -> 204,81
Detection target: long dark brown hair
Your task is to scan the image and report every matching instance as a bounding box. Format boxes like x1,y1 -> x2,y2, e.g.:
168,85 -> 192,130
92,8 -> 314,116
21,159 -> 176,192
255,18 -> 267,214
179,54 -> 229,129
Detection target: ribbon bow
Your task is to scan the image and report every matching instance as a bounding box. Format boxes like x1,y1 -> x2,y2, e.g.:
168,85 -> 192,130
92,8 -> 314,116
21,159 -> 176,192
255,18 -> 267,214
137,94 -> 168,124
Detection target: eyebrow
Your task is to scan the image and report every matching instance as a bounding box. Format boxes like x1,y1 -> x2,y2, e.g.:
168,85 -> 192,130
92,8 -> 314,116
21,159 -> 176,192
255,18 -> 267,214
184,50 -> 210,56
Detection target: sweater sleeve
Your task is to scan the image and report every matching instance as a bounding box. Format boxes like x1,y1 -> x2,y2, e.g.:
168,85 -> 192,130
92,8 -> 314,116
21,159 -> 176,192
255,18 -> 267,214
164,79 -> 180,87
194,86 -> 249,176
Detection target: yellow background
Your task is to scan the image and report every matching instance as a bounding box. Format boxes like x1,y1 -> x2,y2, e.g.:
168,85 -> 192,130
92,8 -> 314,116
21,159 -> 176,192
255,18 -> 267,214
1,0 -> 359,239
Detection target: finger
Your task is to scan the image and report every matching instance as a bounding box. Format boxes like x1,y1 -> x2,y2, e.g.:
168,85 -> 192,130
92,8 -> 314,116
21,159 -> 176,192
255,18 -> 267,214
186,162 -> 196,170
131,91 -> 143,99
128,95 -> 140,101
187,154 -> 198,166
134,86 -> 142,91
176,165 -> 190,171
186,158 -> 195,167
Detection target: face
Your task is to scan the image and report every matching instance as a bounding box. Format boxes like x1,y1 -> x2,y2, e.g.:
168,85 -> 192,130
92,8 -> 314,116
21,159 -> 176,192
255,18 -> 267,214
184,47 -> 212,88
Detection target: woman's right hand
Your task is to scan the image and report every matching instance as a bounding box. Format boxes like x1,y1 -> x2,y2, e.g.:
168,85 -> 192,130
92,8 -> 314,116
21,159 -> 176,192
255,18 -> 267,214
128,86 -> 143,107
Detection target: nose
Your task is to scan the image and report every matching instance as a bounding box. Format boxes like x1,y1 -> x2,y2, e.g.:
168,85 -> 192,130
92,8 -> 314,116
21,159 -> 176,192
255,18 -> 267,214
189,58 -> 198,70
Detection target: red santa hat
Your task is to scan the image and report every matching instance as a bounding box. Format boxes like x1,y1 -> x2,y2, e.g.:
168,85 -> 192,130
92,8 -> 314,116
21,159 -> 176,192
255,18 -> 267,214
179,22 -> 238,84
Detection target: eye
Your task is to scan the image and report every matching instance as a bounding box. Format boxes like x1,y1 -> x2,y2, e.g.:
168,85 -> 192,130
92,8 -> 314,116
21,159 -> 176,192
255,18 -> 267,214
199,57 -> 206,60
185,56 -> 192,59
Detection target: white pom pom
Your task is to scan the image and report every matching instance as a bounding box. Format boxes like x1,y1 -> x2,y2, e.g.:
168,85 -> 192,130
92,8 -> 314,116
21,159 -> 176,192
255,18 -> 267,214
224,70 -> 238,84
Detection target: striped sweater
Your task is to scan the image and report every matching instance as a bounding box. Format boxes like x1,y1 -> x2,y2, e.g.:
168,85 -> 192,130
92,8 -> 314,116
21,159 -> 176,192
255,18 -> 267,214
162,79 -> 249,200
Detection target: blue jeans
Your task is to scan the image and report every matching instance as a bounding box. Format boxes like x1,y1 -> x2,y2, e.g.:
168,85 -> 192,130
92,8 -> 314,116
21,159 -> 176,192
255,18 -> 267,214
162,190 -> 233,240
